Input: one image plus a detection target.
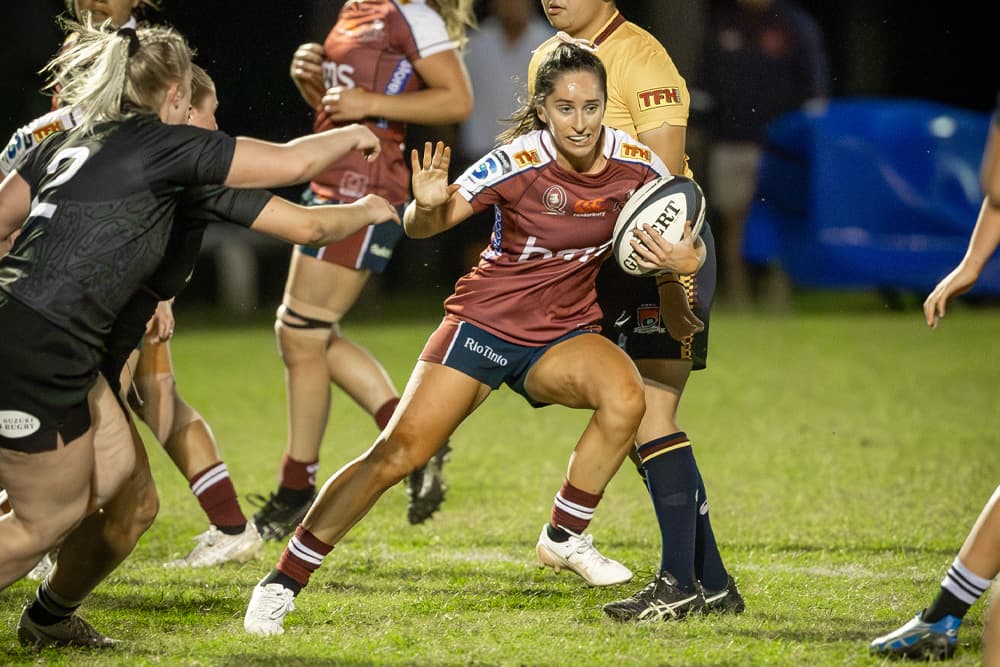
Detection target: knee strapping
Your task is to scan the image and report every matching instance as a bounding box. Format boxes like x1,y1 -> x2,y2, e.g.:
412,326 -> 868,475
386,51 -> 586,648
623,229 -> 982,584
275,303 -> 340,342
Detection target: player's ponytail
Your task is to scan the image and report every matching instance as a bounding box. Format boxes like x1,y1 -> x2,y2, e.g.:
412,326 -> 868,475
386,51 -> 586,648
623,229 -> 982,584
43,18 -> 192,135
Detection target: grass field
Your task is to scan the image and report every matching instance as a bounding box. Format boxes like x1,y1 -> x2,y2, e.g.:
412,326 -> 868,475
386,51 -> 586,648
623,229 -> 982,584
1,292 -> 997,666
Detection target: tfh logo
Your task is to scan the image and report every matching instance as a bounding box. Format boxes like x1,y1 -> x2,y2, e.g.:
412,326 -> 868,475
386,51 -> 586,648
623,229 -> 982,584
637,87 -> 681,109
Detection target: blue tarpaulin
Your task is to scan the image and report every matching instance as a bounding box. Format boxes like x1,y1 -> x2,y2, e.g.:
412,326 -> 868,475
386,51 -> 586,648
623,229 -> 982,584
743,98 -> 999,294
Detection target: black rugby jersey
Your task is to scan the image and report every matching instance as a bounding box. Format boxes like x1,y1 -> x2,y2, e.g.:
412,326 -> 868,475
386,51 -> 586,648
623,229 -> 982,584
101,185 -> 272,387
1,113 -> 236,348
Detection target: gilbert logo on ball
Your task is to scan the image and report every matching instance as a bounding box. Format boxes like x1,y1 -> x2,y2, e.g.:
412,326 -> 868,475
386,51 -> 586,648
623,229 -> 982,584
612,175 -> 706,277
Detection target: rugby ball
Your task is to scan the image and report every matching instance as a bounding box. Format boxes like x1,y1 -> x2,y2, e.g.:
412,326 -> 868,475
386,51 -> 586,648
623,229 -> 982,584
612,175 -> 706,277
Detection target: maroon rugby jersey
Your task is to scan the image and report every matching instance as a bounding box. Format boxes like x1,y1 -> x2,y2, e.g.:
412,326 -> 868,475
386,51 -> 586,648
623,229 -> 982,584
311,0 -> 455,205
447,127 -> 669,346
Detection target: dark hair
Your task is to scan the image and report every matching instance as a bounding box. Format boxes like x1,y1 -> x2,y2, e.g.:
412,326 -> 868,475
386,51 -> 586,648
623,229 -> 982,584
496,42 -> 607,145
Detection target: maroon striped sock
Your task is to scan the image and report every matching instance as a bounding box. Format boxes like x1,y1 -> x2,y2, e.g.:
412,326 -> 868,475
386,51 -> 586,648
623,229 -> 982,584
276,525 -> 333,589
280,454 -> 319,490
189,462 -> 246,533
551,479 -> 602,535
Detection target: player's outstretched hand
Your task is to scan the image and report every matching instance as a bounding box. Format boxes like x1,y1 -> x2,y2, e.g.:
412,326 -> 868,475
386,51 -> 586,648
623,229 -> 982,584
410,141 -> 457,210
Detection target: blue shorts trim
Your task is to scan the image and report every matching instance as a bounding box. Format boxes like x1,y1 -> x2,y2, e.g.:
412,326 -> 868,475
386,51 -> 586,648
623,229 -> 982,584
419,316 -> 593,407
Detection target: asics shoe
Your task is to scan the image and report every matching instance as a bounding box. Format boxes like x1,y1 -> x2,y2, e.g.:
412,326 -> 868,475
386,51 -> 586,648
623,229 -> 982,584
164,523 -> 263,568
702,575 -> 746,614
17,607 -> 118,648
602,571 -> 706,621
244,583 -> 296,636
407,441 -> 451,525
25,551 -> 57,582
249,490 -> 316,542
536,525 -> 633,587
869,611 -> 961,660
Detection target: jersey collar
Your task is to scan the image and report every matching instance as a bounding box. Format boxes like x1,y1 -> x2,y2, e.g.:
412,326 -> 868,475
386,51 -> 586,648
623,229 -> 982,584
589,10 -> 626,47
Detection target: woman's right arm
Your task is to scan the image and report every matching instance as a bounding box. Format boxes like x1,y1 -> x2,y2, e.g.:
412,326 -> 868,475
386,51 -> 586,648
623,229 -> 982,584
923,120 -> 1000,328
250,194 -> 400,247
224,124 -> 381,189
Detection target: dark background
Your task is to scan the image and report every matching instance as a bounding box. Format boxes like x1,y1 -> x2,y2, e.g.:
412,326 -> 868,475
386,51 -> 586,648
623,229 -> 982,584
3,1 -> 996,306
6,2 -> 994,146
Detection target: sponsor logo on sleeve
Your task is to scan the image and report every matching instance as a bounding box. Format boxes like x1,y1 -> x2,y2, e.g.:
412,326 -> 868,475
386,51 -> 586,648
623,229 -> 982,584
620,143 -> 652,162
636,86 -> 682,110
513,149 -> 541,168
471,150 -> 513,182
32,122 -> 64,144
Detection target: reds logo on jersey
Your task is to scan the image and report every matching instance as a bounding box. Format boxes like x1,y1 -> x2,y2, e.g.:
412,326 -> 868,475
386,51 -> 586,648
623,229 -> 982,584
543,185 -> 567,214
636,87 -> 682,110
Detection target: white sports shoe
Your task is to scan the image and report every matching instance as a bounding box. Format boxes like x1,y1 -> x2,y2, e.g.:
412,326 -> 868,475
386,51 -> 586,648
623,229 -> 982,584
26,551 -> 56,581
244,583 -> 296,636
536,525 -> 633,587
164,523 -> 263,568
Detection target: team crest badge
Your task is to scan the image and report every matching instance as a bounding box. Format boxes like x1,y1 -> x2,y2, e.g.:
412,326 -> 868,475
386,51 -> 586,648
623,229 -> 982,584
634,305 -> 662,333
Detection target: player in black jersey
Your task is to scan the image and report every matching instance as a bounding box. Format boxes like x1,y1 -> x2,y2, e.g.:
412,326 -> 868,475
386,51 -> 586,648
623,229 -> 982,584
0,18 -> 392,593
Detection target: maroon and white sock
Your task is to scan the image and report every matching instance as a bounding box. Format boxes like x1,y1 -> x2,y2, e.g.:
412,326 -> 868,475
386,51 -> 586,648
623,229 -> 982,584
279,454 -> 319,491
550,478 -> 602,537
189,462 -> 246,534
276,525 -> 333,590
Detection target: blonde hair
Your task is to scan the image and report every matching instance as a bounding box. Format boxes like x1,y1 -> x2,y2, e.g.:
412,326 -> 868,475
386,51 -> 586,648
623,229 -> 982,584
432,0 -> 476,50
44,18 -> 192,135
190,63 -> 215,108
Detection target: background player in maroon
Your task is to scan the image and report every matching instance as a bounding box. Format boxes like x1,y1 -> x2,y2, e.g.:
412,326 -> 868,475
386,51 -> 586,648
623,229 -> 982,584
243,42 -> 704,636
252,0 -> 476,538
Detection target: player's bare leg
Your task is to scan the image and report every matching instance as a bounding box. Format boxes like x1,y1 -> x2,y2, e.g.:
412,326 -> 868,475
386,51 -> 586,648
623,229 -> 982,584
258,254 -> 409,540
526,333 -> 644,587
244,362 -> 486,635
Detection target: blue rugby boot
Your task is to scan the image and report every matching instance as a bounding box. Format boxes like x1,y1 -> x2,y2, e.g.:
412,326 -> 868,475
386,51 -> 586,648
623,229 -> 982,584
869,611 -> 960,660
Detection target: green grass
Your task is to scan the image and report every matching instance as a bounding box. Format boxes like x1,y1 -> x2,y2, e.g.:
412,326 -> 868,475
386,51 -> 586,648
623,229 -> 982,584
2,294 -> 997,666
